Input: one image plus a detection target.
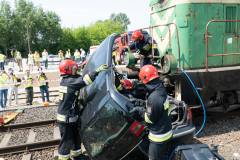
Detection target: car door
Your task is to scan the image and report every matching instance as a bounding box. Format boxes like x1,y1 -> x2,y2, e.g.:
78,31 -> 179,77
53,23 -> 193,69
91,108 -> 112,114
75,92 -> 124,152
81,34 -> 141,160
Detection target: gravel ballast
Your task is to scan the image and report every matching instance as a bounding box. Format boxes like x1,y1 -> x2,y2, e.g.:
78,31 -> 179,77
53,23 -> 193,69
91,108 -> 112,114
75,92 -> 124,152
12,106 -> 57,124
34,125 -> 54,142
7,129 -> 29,146
196,113 -> 240,160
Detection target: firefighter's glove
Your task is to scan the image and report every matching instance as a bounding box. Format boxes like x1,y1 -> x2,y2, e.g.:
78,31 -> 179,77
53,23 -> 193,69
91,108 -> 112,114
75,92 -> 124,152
95,64 -> 108,73
83,64 -> 108,85
129,107 -> 145,121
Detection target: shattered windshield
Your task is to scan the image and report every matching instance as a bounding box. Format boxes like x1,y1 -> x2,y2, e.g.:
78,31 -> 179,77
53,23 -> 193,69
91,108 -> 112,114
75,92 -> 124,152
83,99 -> 127,157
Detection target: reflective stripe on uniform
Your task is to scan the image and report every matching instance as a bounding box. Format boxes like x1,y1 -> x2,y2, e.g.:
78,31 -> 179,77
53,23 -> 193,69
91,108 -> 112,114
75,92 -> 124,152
57,114 -> 78,123
83,74 -> 92,85
148,130 -> 173,143
164,101 -> 170,110
144,112 -> 153,124
116,84 -> 122,91
70,149 -> 81,157
58,153 -> 70,160
59,86 -> 67,93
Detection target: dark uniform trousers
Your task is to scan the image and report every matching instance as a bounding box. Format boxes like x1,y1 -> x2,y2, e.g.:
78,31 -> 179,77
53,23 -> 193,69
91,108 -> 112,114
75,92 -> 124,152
25,87 -> 33,105
148,140 -> 171,160
58,122 -> 81,156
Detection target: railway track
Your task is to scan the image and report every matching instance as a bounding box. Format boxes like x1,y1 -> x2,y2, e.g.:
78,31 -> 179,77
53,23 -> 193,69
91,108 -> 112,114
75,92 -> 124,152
0,119 -> 60,156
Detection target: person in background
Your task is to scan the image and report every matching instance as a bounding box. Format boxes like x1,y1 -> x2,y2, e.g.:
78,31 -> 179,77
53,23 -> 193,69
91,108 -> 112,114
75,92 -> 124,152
65,49 -> 71,59
0,71 -> 9,109
37,70 -> 50,104
27,52 -> 34,71
0,52 -> 6,71
23,69 -> 34,105
8,68 -> 20,106
80,48 -> 86,62
58,50 -> 65,61
42,49 -> 49,69
74,49 -> 81,64
34,51 -> 41,71
15,50 -> 23,72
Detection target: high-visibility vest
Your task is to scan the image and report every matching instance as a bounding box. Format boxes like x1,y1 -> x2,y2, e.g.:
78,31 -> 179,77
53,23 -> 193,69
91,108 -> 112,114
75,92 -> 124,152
38,75 -> 46,86
16,52 -> 22,59
74,51 -> 81,59
0,73 -> 8,88
65,51 -> 71,58
25,75 -> 33,88
34,53 -> 40,61
0,54 -> 5,62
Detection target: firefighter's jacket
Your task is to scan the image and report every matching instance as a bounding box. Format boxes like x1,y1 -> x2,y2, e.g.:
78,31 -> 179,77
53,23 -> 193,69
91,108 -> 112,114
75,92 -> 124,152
57,75 -> 87,123
144,79 -> 173,143
129,36 -> 152,57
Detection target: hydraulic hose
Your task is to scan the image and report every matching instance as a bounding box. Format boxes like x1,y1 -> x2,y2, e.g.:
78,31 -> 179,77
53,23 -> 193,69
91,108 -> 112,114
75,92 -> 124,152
181,70 -> 206,136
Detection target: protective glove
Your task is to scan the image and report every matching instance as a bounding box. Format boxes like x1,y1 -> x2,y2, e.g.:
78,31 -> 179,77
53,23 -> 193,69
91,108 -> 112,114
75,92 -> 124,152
83,64 -> 108,85
95,64 -> 108,73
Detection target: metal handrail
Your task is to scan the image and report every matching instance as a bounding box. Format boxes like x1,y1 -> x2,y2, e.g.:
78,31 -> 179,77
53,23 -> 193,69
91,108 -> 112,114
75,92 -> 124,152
205,19 -> 240,71
141,23 -> 181,68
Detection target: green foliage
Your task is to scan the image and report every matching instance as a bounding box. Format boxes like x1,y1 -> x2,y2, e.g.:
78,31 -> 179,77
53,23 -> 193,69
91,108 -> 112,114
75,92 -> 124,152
0,0 -> 62,56
0,0 -> 129,56
110,12 -> 131,31
60,19 -> 125,52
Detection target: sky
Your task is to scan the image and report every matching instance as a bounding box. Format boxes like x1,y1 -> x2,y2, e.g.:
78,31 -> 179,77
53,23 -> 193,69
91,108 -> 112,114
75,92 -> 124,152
7,0 -> 151,30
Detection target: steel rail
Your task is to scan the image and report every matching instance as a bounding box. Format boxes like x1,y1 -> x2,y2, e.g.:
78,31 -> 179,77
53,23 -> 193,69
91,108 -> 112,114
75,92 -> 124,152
0,139 -> 60,156
0,119 -> 57,132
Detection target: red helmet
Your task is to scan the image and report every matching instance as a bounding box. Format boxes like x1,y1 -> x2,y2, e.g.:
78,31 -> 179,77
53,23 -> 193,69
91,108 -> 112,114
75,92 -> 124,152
59,59 -> 78,75
131,30 -> 144,42
121,79 -> 133,90
139,65 -> 159,84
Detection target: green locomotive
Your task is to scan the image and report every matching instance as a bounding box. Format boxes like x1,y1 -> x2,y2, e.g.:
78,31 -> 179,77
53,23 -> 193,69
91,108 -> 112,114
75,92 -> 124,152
149,0 -> 240,111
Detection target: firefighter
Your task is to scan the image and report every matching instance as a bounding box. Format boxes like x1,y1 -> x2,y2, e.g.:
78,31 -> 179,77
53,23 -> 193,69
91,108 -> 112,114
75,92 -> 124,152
125,30 -> 153,67
23,69 -> 34,105
57,59 -> 108,160
131,65 -> 172,160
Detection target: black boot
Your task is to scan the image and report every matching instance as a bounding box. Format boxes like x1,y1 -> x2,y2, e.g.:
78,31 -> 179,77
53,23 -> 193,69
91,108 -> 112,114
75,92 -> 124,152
72,154 -> 89,160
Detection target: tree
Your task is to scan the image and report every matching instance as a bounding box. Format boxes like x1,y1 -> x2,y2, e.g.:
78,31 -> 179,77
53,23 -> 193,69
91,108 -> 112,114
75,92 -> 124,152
88,19 -> 124,45
110,13 -> 131,31
0,0 -> 13,55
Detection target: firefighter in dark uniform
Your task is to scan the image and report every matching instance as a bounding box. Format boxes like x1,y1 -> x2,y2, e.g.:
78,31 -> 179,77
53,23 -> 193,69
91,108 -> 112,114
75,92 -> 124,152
126,30 -> 153,67
132,65 -> 172,160
57,59 -> 108,160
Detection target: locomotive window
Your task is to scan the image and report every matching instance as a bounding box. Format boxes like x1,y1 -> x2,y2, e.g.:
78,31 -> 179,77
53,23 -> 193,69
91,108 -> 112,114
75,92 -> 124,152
225,6 -> 237,33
